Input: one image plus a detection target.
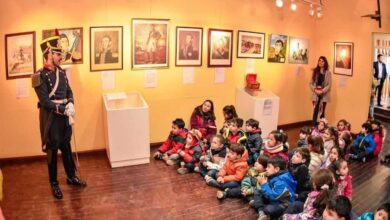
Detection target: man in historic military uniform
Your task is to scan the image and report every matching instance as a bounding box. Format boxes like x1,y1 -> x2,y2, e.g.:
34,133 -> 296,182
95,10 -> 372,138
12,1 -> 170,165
31,32 -> 86,199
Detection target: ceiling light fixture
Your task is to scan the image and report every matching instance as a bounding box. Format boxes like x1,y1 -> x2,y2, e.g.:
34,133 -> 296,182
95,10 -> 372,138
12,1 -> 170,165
308,4 -> 315,16
276,0 -> 284,8
316,6 -> 323,18
290,0 -> 297,11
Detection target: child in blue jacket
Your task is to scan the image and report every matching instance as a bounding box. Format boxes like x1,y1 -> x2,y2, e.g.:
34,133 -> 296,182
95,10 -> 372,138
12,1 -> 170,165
253,156 -> 297,220
349,122 -> 376,162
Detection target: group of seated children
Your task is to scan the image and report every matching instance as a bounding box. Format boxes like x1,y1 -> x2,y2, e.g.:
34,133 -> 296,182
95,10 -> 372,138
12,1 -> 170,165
153,106 -> 387,220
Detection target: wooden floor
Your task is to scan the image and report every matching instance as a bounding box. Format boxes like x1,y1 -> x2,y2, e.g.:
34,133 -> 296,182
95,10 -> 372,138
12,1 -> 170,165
1,123 -> 389,220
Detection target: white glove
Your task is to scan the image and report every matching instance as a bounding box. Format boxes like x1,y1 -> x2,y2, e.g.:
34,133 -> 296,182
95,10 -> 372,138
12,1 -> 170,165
65,102 -> 75,117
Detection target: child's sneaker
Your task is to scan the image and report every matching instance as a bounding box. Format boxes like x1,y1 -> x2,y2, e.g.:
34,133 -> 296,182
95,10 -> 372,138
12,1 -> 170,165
193,166 -> 200,173
166,159 -> 176,166
362,157 -> 366,163
216,190 -> 227,200
206,178 -> 220,188
204,175 -> 212,182
249,200 -> 255,207
177,167 -> 189,175
258,211 -> 270,220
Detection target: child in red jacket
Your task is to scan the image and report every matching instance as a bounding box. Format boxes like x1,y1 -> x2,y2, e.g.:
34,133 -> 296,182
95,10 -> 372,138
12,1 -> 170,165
153,118 -> 187,166
371,119 -> 384,156
177,129 -> 205,174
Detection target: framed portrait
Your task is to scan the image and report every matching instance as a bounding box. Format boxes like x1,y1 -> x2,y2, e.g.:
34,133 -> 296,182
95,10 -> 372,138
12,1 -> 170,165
5,31 -> 36,80
288,37 -> 309,64
268,34 -> 288,63
132,19 -> 169,69
42,27 -> 83,65
334,42 -> 354,76
175,27 -> 203,66
90,26 -> 123,72
237,31 -> 265,59
208,28 -> 233,67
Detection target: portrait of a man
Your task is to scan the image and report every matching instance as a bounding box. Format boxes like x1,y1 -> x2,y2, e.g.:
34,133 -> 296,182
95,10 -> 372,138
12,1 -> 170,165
268,34 -> 288,63
176,27 -> 202,66
95,34 -> 119,64
132,19 -> 169,69
42,28 -> 83,64
90,26 -> 123,71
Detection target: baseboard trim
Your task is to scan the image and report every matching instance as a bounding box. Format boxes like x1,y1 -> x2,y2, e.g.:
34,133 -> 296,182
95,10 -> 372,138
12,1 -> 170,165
277,120 -> 312,131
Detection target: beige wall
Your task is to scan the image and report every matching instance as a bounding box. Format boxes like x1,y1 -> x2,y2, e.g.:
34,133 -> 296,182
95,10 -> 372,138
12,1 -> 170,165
0,0 -> 388,158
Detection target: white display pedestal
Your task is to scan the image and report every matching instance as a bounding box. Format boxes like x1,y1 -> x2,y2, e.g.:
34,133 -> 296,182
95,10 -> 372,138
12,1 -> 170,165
103,92 -> 150,168
235,88 -> 280,138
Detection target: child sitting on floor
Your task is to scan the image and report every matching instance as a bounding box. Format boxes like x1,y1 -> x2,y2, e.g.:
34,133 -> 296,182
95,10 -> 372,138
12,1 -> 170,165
321,146 -> 343,169
224,118 -> 247,145
153,118 -> 187,166
337,119 -> 351,137
219,105 -> 238,135
245,118 -> 263,166
263,130 -> 289,163
349,122 -> 376,163
371,119 -> 384,157
289,126 -> 312,160
323,126 -> 339,158
199,135 -> 228,179
289,148 -> 312,203
330,159 -> 353,201
206,144 -> 249,192
358,202 -> 390,220
216,154 -> 269,201
312,118 -> 328,138
322,195 -> 353,220
282,169 -> 335,220
177,129 -> 204,174
307,135 -> 325,175
254,156 -> 297,220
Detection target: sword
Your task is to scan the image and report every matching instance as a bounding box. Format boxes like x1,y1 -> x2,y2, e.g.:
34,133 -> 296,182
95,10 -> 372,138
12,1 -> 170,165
69,116 -> 82,178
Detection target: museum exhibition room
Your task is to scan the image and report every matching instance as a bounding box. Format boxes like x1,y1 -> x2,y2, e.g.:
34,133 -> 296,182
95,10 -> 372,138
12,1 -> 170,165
0,0 -> 389,219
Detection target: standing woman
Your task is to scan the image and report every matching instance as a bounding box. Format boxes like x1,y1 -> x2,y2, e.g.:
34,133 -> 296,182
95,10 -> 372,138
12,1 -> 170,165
310,56 -> 332,126
190,100 -> 217,142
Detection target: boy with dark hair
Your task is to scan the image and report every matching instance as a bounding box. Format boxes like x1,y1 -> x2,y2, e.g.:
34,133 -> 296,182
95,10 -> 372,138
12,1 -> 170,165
358,202 -> 390,220
349,122 -> 376,162
206,144 -> 249,192
224,117 -> 247,145
289,147 -> 311,203
217,154 -> 269,200
245,118 -> 263,166
288,126 -> 312,160
298,126 -> 312,148
254,156 -> 297,220
323,195 -> 352,220
153,118 -> 187,165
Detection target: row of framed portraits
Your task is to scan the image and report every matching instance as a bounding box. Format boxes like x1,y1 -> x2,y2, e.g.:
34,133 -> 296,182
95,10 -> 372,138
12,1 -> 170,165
4,18 -> 353,80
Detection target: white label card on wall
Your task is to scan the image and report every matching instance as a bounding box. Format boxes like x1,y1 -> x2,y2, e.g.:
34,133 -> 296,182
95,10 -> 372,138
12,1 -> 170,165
16,78 -> 29,98
183,67 -> 195,84
145,69 -> 157,88
295,65 -> 302,77
215,68 -> 225,84
339,76 -> 347,88
101,71 -> 115,90
246,59 -> 255,73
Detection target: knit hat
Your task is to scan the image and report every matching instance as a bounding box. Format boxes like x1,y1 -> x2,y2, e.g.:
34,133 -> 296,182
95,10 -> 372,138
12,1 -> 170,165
188,129 -> 202,146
